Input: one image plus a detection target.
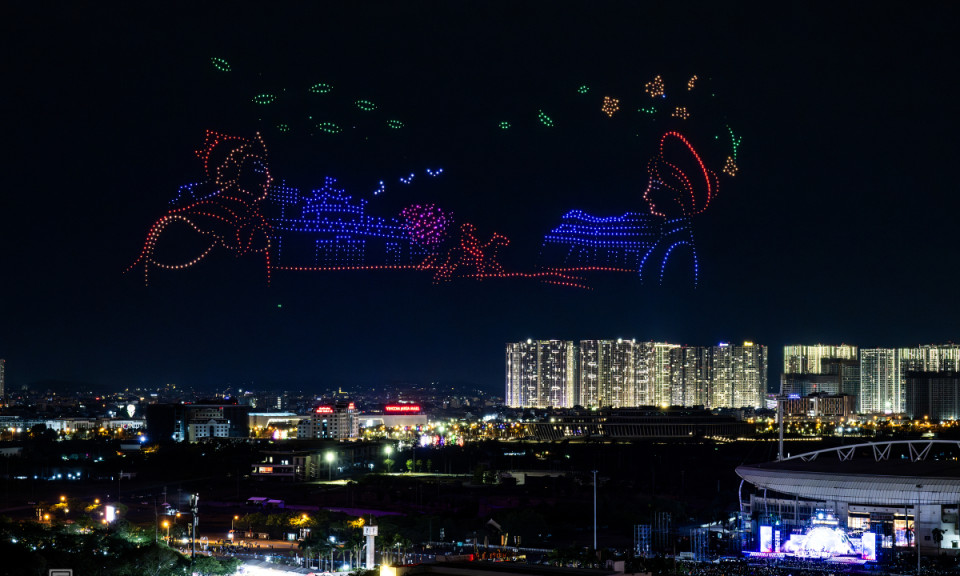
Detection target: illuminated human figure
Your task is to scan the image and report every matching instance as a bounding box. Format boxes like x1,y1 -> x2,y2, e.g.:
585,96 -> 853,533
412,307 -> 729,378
540,131 -> 718,287
433,223 -> 510,282
638,131 -> 718,287
126,132 -> 274,285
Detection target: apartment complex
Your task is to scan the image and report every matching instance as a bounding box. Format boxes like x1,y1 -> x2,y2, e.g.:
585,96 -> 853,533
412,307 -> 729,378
506,339 -> 767,410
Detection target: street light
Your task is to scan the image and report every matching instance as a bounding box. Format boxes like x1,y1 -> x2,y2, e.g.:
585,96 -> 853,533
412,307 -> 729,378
325,452 -> 335,481
162,520 -> 170,544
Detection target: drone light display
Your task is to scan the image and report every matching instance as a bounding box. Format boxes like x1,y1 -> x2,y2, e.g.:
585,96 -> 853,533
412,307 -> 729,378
313,121 -> 342,134
601,96 -> 620,118
211,57 -> 231,72
141,67 -> 742,289
644,75 -> 665,98
126,131 -> 275,285
251,94 -> 277,105
540,129 -> 720,287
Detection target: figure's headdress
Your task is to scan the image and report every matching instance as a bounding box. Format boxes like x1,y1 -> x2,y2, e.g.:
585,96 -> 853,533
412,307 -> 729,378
644,131 -> 718,218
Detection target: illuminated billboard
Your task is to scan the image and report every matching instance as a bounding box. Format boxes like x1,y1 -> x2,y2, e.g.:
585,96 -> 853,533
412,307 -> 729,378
759,525 -> 773,553
385,405 -> 421,413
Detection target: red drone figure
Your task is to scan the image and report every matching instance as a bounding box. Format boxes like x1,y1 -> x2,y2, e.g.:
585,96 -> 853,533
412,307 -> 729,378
639,131 -> 719,286
126,131 -> 274,285
432,223 -> 510,282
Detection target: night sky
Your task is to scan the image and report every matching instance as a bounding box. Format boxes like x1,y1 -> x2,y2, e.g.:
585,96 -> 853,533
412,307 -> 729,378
3,2 -> 959,394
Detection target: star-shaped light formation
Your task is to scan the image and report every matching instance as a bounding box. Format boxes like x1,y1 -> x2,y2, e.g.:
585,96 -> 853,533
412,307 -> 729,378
645,75 -> 665,98
601,96 -> 620,118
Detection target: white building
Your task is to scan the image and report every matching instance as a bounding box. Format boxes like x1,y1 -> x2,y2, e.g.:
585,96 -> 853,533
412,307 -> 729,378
297,401 -> 359,439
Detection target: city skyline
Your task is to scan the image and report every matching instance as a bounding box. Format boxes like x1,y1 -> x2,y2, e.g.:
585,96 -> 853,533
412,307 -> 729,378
4,4 -> 960,394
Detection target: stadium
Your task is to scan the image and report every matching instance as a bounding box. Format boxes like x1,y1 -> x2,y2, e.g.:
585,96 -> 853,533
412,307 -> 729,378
735,440 -> 960,564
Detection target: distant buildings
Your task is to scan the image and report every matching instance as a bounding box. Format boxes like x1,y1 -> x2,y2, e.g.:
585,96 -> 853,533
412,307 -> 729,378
781,344 -> 859,401
505,340 -> 577,408
506,339 -> 767,410
525,406 -> 753,441
0,359 -> 4,402
859,348 -> 901,414
297,400 -> 359,439
904,371 -> 960,421
779,344 -> 960,420
783,344 -> 858,374
145,402 -> 250,442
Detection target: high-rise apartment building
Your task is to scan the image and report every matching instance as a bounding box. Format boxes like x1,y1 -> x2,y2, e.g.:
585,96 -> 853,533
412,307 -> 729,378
860,348 -> 901,414
579,339 -> 635,407
0,359 -> 5,401
781,345 -> 859,406
710,342 -> 767,409
671,346 -> 710,407
899,344 -> 960,372
635,342 -> 680,407
904,371 -> 960,421
507,339 -> 766,409
783,344 -> 858,374
505,340 -> 577,408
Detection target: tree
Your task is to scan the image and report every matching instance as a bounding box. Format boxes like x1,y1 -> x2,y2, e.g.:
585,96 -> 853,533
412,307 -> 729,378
191,554 -> 241,575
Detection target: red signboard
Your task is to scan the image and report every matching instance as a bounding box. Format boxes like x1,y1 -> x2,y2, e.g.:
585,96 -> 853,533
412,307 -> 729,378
316,406 -> 334,414
385,405 -> 421,413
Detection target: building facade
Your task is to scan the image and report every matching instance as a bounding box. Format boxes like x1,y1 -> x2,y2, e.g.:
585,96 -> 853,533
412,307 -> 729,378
507,339 -> 766,409
904,371 -> 960,422
860,348 -> 901,414
145,403 -> 250,443
578,339 -> 636,408
505,340 -> 577,408
297,401 -> 359,439
784,344 -> 858,374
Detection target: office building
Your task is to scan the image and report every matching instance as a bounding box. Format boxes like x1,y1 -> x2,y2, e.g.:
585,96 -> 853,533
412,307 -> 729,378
860,348 -> 901,414
298,401 -> 359,439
